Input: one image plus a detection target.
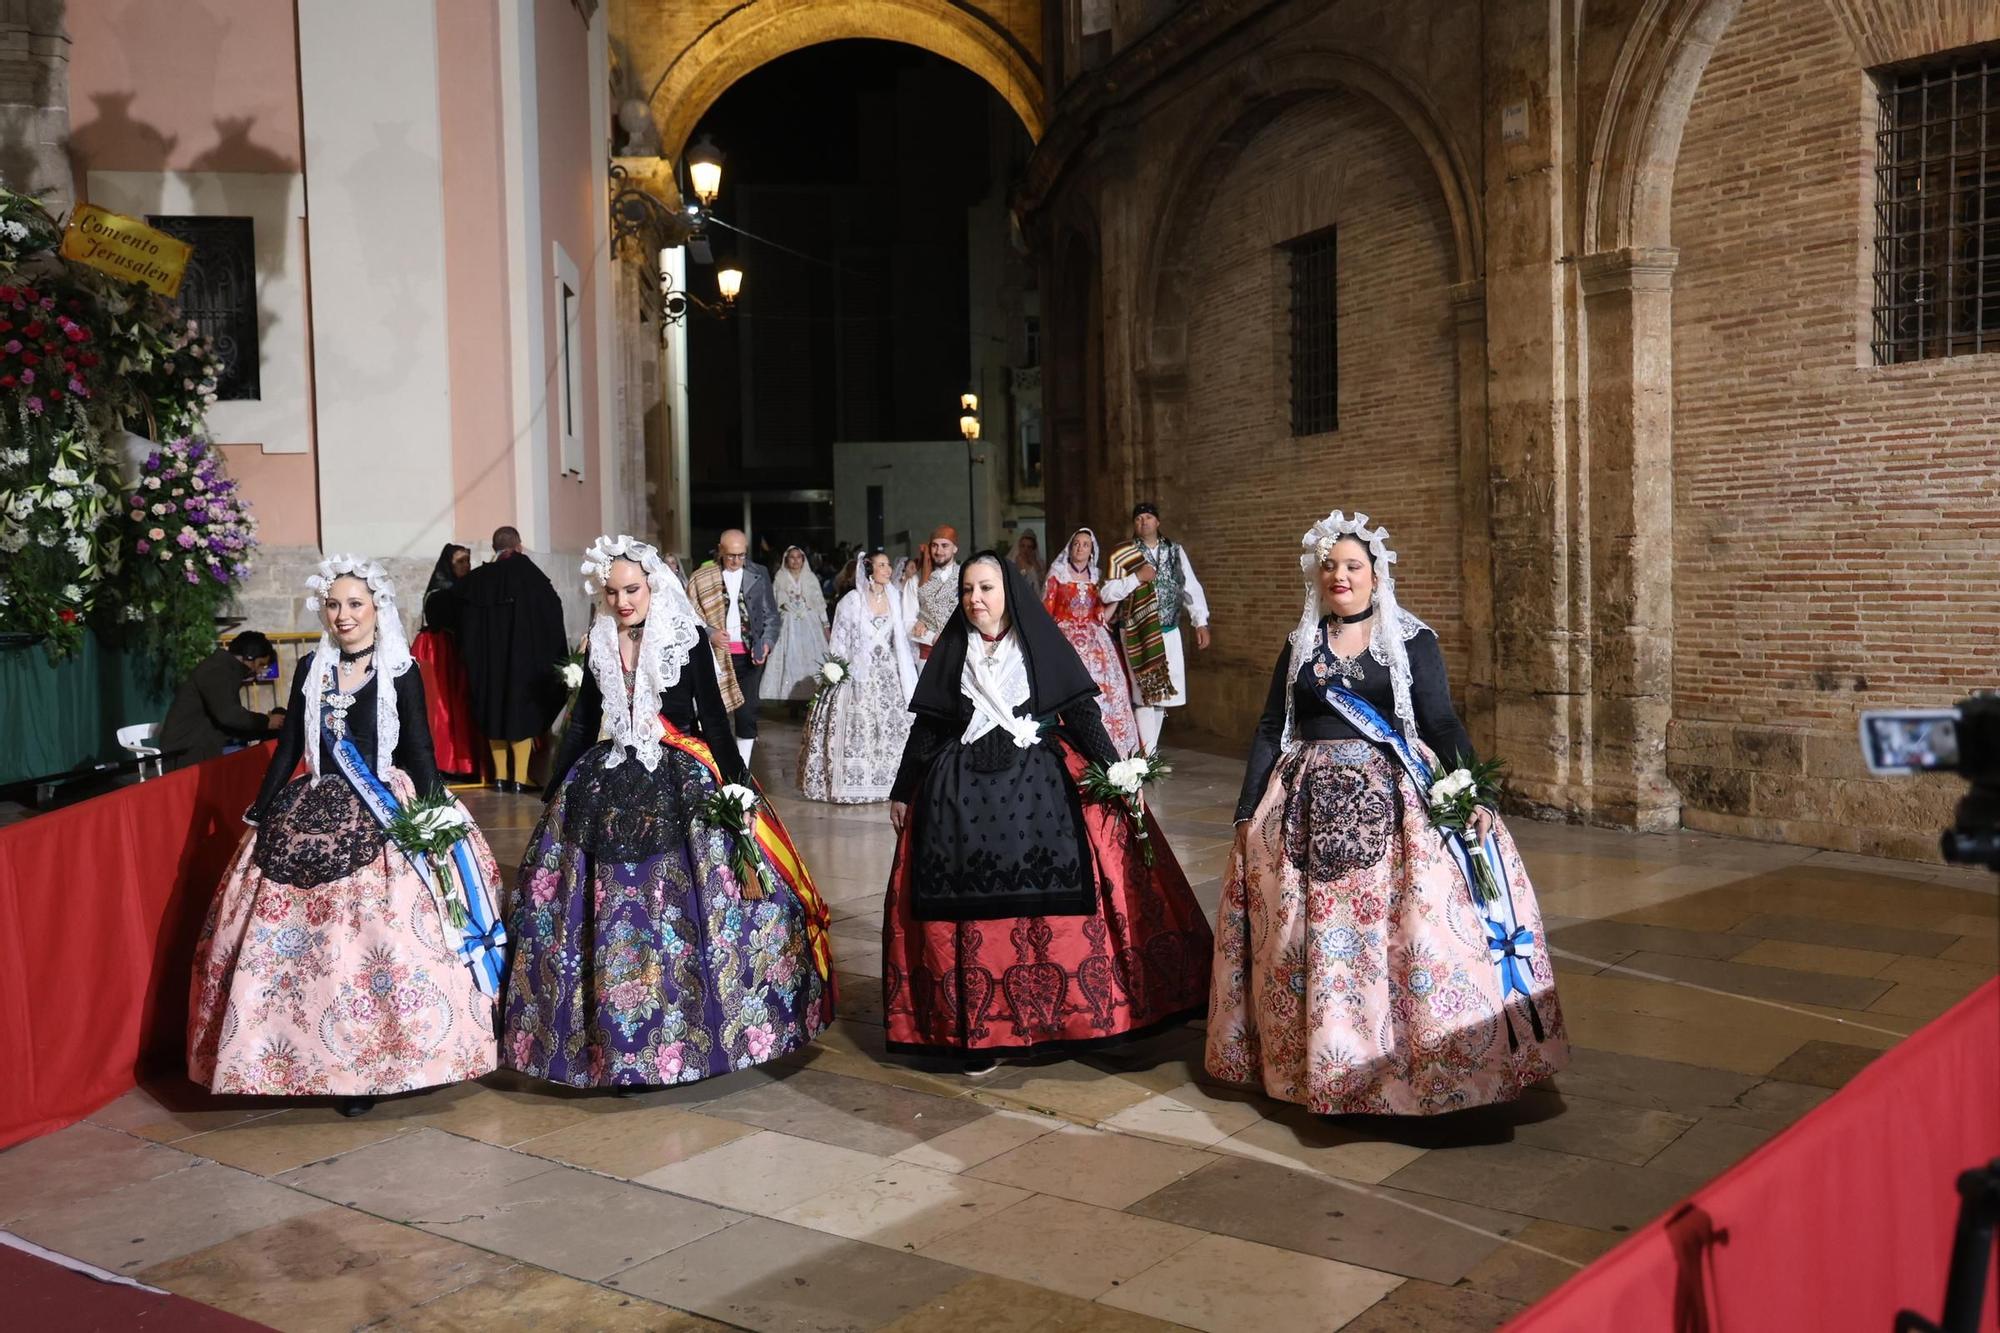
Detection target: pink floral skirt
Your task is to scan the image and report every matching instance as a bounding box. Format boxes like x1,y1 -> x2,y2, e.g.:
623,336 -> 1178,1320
188,768 -> 500,1096
1205,741 -> 1567,1115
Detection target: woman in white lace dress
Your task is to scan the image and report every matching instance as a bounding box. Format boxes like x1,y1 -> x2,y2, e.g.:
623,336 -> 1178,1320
763,545 -> 830,703
799,550 -> 917,803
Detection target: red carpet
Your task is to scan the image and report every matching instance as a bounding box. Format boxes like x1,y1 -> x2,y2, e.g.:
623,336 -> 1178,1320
0,1243 -> 271,1332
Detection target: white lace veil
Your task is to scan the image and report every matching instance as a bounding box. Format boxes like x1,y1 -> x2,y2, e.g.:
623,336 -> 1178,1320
1047,527 -> 1101,587
833,549 -> 918,700
581,534 -> 702,772
301,554 -> 413,777
1281,511 -> 1430,753
773,545 -> 825,619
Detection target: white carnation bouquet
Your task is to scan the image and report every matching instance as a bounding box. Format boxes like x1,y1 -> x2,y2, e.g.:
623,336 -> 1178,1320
1425,754 -> 1506,902
702,782 -> 776,900
1079,752 -> 1172,866
555,648 -> 586,694
384,791 -> 477,927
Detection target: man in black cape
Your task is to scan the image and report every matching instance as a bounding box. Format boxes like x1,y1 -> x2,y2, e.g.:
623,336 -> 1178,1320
455,525 -> 569,792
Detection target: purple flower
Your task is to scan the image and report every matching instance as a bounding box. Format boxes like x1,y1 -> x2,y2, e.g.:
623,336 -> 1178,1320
142,456 -> 158,472
136,539 -> 151,553
24,396 -> 41,415
175,528 -> 196,549
184,568 -> 200,584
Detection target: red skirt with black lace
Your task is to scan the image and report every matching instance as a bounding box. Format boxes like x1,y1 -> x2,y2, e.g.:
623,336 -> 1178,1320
882,741 -> 1213,1054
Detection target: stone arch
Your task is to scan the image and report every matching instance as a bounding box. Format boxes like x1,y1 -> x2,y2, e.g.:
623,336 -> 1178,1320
1584,0 -> 1745,254
1138,47 -> 1481,383
649,0 -> 1046,159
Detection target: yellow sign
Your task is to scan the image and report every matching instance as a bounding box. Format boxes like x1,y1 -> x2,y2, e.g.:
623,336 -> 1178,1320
59,204 -> 192,297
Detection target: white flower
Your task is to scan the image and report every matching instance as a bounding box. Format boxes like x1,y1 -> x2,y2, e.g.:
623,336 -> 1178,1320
65,534 -> 90,562
144,475 -> 161,490
2,220 -> 26,241
560,662 -> 583,690
0,527 -> 24,553
719,783 -> 760,813
151,503 -> 168,516
49,466 -> 78,486
1106,757 -> 1150,794
819,660 -> 846,684
0,448 -> 26,468
48,489 -> 74,509
1427,769 -> 1474,804
37,529 -> 58,547
61,583 -> 80,602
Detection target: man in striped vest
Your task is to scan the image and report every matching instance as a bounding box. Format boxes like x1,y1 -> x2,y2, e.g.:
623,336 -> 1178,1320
1104,501 -> 1211,754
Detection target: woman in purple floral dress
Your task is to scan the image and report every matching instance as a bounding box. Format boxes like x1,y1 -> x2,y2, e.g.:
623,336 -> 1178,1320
501,536 -> 834,1088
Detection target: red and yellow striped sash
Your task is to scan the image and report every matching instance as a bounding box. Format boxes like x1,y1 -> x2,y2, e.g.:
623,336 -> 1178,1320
657,716 -> 836,989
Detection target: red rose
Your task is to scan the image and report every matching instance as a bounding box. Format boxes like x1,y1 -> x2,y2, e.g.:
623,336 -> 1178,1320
22,321 -> 42,338
0,376 -> 13,388
58,608 -> 77,624
78,352 -> 98,368
19,350 -> 37,366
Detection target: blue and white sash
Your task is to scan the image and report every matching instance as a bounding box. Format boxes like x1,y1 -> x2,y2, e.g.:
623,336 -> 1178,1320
325,721 -> 508,996
1317,683 -> 1546,1041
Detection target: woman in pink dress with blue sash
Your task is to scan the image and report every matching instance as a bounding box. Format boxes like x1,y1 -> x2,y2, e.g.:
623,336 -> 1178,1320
1206,512 -> 1567,1115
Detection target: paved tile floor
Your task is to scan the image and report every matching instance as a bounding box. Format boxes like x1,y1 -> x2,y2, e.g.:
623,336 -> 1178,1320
6,720 -> 1994,1332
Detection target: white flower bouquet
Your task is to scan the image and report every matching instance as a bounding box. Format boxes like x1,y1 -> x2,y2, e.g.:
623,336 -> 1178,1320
703,782 -> 776,900
554,648 -> 586,694
1080,752 -> 1172,866
813,654 -> 852,697
1425,754 -> 1506,902
384,791 -> 477,927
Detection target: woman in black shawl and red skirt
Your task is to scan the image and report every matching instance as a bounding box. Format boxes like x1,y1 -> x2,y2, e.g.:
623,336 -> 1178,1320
883,553 -> 1213,1071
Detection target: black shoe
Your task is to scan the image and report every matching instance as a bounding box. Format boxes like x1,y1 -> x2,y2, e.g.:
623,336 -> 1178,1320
336,1096 -> 376,1118
497,779 -> 520,795
960,1056 -> 998,1078
614,1085 -> 643,1098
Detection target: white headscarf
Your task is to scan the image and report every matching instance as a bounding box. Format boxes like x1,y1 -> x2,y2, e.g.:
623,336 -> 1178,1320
830,549 -> 918,701
581,534 -> 702,772
1281,511 -> 1430,752
1046,527 -> 1101,588
301,554 -> 413,777
773,545 -> 826,620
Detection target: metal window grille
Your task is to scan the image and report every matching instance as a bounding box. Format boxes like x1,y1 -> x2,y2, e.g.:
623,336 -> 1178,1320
1871,46 -> 2000,363
1288,228 -> 1338,435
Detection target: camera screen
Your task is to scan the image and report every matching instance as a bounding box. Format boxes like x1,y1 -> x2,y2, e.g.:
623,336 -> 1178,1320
1859,710 -> 1960,775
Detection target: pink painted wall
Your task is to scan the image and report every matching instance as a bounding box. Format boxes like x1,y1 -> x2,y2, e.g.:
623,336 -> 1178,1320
435,0 -> 517,545
534,0 -> 604,553
220,445 -> 318,548
67,0 -> 302,173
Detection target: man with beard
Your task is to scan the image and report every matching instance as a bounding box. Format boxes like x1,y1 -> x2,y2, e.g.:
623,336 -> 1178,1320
901,524 -> 961,662
1103,501 -> 1210,754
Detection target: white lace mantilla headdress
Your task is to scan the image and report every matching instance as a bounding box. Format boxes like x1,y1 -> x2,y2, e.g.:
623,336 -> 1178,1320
301,553 -> 413,776
1048,527 -> 1101,585
1282,511 -> 1430,752
581,533 -> 702,772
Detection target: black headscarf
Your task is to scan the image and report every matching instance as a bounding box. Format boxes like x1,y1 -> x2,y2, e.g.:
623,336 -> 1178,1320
426,543 -> 468,598
908,551 -> 1099,722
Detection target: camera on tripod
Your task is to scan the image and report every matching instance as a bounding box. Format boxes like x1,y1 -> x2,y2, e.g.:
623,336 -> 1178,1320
1859,694 -> 2000,871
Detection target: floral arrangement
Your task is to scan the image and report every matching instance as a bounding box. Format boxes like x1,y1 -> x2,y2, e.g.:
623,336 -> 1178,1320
812,654 -> 851,696
1425,755 -> 1507,902
1080,752 -> 1171,866
0,418 -> 122,655
384,792 -> 477,928
0,185 -> 255,664
556,648 -> 586,694
119,437 -> 259,676
702,782 -> 775,900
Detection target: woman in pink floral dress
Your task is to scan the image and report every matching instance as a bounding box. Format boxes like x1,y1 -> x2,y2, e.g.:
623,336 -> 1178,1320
189,556 -> 504,1117
1042,529 -> 1142,758
1205,512 -> 1567,1115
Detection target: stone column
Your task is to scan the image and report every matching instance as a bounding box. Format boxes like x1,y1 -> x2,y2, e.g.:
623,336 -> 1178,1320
1450,279 -> 1496,755
0,0 -> 71,209
1579,246 -> 1680,830
1481,0 -> 1578,818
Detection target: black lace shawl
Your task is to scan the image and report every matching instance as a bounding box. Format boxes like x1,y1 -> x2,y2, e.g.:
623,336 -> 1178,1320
906,554 -> 1099,723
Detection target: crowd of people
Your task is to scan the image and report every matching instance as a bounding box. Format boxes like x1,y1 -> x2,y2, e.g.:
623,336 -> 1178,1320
179,504 -> 1567,1125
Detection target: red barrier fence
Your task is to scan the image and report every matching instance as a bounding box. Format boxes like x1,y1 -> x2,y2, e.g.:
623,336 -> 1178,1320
0,747 -> 268,1150
1510,977 -> 2000,1332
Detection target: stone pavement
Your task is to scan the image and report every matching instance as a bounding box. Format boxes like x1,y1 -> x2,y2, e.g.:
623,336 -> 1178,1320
3,720 -> 1993,1332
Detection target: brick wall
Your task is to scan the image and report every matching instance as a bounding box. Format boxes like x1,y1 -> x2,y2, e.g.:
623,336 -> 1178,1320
1165,90 -> 1464,751
1668,0 -> 2000,857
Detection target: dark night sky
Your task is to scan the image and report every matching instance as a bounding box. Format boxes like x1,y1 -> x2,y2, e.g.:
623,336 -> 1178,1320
685,41 -> 1007,490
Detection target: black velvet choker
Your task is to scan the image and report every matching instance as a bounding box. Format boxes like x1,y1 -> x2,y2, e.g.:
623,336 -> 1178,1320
1327,607 -> 1374,626
336,641 -> 376,664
